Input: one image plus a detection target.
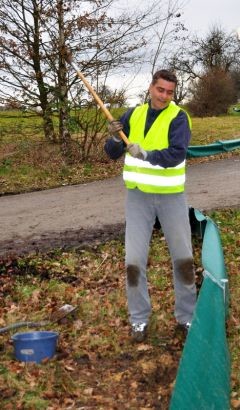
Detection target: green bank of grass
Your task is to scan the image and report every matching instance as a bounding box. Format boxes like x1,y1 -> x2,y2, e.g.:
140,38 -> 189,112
0,208 -> 239,409
191,116 -> 240,145
0,110 -> 240,194
0,109 -> 124,194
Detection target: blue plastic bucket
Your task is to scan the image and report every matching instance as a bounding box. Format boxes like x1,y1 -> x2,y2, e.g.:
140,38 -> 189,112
11,331 -> 59,363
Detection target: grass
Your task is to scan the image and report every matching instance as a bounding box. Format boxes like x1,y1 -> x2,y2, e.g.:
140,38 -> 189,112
0,209 -> 239,409
0,110 -> 240,407
0,110 -> 240,195
191,116 -> 240,145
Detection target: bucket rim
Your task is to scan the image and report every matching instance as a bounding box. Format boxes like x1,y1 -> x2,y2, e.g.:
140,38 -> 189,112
11,331 -> 59,341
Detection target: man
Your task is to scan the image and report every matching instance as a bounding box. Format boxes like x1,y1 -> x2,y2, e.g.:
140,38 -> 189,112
104,69 -> 196,342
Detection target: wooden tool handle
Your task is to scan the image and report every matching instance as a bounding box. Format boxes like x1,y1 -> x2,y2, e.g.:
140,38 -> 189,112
70,61 -> 129,145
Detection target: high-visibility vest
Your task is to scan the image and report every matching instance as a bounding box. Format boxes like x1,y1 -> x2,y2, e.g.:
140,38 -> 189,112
123,102 -> 191,194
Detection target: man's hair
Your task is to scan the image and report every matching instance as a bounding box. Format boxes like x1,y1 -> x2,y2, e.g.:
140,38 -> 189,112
152,69 -> 177,85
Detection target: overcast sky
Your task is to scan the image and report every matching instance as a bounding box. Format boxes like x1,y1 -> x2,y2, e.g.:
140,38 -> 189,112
116,0 -> 240,105
181,0 -> 240,36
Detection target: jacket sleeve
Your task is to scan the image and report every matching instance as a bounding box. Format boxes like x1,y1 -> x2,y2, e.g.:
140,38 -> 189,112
146,110 -> 191,168
104,108 -> 134,160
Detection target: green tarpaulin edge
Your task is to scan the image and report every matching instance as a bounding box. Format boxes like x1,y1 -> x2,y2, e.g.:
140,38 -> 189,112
187,138 -> 240,158
170,209 -> 230,410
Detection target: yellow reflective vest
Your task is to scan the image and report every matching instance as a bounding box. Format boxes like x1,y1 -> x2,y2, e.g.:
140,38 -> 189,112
123,102 -> 191,194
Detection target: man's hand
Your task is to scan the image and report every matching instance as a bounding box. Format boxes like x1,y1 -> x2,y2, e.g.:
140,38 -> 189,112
127,143 -> 147,160
108,120 -> 123,134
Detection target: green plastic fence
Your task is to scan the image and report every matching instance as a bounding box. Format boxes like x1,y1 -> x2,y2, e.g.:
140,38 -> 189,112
187,138 -> 240,158
170,209 -> 230,410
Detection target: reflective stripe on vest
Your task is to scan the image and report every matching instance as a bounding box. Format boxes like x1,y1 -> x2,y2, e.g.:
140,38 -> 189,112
123,102 -> 190,194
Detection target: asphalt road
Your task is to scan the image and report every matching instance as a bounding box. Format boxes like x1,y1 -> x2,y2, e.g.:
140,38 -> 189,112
0,156 -> 239,256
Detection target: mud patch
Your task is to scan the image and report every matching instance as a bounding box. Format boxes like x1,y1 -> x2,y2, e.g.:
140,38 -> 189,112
127,264 -> 140,286
0,223 -> 125,257
174,258 -> 195,285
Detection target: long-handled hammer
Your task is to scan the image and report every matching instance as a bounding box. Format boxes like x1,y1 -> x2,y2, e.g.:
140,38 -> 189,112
64,48 -> 129,145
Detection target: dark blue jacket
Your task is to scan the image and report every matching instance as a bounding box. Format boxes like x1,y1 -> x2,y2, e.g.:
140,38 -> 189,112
104,102 -> 191,168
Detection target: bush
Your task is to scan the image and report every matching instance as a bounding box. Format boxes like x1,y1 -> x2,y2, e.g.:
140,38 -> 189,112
187,70 -> 236,117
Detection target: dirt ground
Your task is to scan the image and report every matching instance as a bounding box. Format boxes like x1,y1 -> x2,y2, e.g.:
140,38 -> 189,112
0,156 -> 240,256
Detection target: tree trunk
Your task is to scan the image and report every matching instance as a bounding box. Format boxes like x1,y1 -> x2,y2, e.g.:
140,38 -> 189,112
32,1 -> 57,143
57,0 -> 73,160
42,108 -> 57,143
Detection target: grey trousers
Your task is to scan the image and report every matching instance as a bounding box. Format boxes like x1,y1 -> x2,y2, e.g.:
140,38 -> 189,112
125,188 -> 197,325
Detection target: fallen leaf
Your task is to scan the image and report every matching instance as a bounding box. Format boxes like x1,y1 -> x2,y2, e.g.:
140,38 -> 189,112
30,289 -> 41,304
64,365 -> 75,372
159,353 -> 174,366
112,372 -> 124,382
137,344 -> 152,351
231,399 -> 240,409
42,390 -> 57,399
131,381 -> 138,389
140,361 -> 157,373
9,304 -> 19,313
73,319 -> 83,330
83,387 -> 94,395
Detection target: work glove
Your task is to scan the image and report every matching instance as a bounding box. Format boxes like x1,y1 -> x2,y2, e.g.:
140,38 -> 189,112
108,120 -> 123,134
108,120 -> 123,142
127,143 -> 147,160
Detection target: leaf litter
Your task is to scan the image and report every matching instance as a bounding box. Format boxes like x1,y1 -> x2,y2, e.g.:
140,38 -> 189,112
0,209 -> 239,409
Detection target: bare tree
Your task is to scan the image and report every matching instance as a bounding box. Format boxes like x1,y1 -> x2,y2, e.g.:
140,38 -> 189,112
167,26 -> 240,77
230,69 -> 240,101
130,0 -> 188,103
167,26 -> 240,114
0,0 -> 57,141
0,0 -> 185,158
188,69 -> 236,116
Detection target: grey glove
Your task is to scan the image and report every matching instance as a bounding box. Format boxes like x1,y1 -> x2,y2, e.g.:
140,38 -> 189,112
127,143 -> 147,160
108,120 -> 123,134
108,120 -> 123,143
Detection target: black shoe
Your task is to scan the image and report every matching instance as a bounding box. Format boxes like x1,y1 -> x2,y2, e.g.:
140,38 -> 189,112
182,322 -> 191,331
131,322 -> 148,343
176,321 -> 191,334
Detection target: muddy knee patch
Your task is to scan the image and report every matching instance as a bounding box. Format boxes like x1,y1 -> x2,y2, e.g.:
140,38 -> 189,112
127,264 -> 140,287
174,258 -> 195,285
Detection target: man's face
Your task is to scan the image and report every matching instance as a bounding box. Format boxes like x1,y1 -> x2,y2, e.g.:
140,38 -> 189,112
149,78 -> 176,110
